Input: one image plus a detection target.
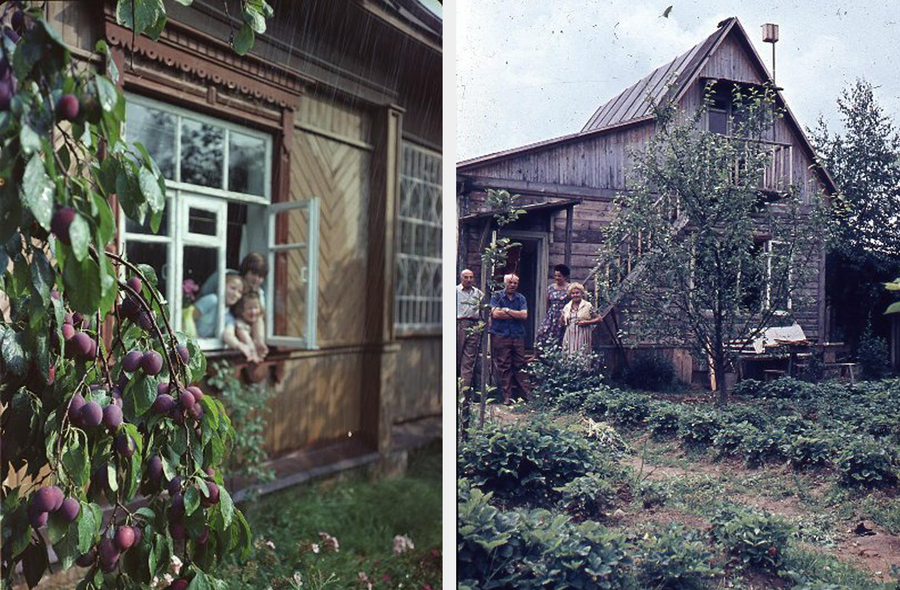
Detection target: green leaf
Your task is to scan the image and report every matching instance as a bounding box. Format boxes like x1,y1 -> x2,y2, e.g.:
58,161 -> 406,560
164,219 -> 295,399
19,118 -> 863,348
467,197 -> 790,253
139,166 -> 164,213
77,503 -> 99,554
174,0 -> 193,5
30,250 -> 54,305
2,329 -> 29,376
243,6 -> 266,34
19,124 -> 42,155
144,12 -> 167,41
137,264 -> 158,289
116,0 -> 163,36
22,541 -> 49,589
218,487 -> 233,527
92,192 -> 116,246
20,155 -> 54,230
68,212 -> 90,261
62,256 -> 102,314
885,301 -> 900,314
184,485 -> 200,516
46,510 -> 70,544
233,23 -> 254,55
187,570 -> 211,590
95,75 -> 119,113
61,433 -> 90,487
124,375 -> 157,418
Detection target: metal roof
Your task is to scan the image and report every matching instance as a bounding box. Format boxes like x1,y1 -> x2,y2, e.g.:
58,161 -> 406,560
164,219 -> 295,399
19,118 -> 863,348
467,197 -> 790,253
581,18 -> 733,132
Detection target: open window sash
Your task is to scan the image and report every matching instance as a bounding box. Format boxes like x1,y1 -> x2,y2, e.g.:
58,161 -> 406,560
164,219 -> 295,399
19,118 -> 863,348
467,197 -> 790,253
175,195 -> 227,348
266,199 -> 319,349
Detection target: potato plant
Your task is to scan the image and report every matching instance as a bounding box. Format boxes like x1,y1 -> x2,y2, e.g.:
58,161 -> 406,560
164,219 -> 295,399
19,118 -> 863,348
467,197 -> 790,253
0,3 -> 270,589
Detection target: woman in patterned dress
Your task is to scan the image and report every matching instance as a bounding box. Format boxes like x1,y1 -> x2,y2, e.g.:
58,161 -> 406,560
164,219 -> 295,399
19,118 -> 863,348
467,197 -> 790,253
560,282 -> 602,361
536,264 -> 571,349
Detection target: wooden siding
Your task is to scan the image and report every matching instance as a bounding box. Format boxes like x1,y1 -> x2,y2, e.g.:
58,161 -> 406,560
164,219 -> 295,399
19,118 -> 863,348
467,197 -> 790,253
394,337 -> 442,422
698,33 -> 766,86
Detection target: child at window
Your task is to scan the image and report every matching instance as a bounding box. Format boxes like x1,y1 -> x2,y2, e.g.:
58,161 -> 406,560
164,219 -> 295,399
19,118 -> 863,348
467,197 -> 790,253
223,290 -> 263,363
194,270 -> 243,339
239,253 -> 268,359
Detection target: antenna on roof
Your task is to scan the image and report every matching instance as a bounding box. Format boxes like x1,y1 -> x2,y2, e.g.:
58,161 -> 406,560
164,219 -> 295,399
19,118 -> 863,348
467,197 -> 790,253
761,23 -> 779,86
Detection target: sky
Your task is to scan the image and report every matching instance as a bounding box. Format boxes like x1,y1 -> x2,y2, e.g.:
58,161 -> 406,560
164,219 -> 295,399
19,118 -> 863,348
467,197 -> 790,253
456,0 -> 900,162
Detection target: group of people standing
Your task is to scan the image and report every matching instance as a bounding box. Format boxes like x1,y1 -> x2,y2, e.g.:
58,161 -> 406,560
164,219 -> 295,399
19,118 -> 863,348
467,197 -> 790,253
456,264 -> 602,405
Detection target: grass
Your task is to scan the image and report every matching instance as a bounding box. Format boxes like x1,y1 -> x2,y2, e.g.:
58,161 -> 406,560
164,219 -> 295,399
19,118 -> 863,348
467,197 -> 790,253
218,441 -> 442,590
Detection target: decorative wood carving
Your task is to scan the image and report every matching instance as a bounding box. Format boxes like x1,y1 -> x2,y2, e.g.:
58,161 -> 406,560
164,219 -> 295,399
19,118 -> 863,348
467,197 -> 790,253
103,17 -> 308,113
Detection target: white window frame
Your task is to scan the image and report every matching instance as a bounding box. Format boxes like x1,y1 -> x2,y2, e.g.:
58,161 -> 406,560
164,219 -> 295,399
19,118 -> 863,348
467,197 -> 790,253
120,94 -> 318,352
395,141 -> 442,335
266,199 -> 320,349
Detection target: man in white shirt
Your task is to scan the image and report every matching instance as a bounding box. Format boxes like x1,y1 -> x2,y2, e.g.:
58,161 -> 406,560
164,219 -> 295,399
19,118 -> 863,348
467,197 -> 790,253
457,269 -> 484,391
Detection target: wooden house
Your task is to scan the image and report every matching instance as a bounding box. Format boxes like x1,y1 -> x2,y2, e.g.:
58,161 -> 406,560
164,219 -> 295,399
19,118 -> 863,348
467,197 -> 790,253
457,17 -> 836,382
50,0 -> 442,468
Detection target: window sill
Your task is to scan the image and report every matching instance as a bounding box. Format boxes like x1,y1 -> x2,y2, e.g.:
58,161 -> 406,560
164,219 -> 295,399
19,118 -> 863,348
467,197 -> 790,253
395,326 -> 442,339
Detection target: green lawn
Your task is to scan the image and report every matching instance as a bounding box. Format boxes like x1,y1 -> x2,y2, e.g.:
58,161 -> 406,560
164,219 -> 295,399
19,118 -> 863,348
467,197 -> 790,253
219,442 -> 442,590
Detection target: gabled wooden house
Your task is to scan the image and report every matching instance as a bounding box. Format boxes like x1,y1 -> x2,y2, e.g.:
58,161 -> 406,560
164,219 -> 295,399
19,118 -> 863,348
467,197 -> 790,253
457,17 -> 836,381
49,0 -> 442,469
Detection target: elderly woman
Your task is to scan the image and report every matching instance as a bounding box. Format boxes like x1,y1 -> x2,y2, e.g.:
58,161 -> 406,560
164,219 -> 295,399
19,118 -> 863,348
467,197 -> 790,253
536,264 -> 571,349
560,282 -> 602,360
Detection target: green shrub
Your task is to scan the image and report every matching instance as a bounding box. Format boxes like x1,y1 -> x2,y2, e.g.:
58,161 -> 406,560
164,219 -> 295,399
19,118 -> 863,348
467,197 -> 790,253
712,506 -> 792,571
773,414 -> 811,436
607,391 -> 650,427
732,378 -> 763,397
721,405 -> 768,428
582,388 -> 613,419
742,427 -> 789,467
760,376 -> 815,399
457,480 -> 522,588
637,480 -> 669,509
857,329 -> 890,380
457,420 -> 602,504
555,388 -> 593,413
516,512 -> 634,589
713,421 -> 759,458
584,418 -> 630,458
556,474 -> 618,520
637,524 -> 720,589
528,344 -> 603,405
648,402 -> 683,438
784,431 -> 833,469
836,438 -> 898,488
622,354 -> 675,391
678,408 -> 721,448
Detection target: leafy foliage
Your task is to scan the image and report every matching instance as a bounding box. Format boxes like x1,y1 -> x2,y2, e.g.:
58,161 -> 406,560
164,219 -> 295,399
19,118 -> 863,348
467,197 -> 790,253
712,506 -> 792,571
555,473 -> 618,520
835,437 -> 898,488
678,408 -> 721,448
636,524 -> 720,589
527,343 -> 603,408
0,6 -> 271,588
621,354 -> 675,392
648,402 -> 683,437
457,420 -> 606,505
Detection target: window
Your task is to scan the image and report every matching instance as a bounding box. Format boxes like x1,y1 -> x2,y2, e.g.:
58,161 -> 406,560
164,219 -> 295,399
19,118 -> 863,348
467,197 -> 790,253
122,95 -> 319,351
738,239 -> 791,313
395,142 -> 442,333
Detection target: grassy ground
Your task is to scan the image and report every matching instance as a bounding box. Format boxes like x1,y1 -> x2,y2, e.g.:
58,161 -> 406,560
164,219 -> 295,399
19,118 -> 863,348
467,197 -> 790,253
218,441 -> 442,590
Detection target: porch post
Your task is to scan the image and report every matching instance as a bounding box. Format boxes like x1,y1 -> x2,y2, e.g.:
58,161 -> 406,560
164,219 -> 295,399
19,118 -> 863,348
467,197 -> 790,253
361,104 -> 404,467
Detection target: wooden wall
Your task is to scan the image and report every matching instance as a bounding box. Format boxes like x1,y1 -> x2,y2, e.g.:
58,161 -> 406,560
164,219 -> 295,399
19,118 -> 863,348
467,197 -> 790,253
394,336 -> 442,422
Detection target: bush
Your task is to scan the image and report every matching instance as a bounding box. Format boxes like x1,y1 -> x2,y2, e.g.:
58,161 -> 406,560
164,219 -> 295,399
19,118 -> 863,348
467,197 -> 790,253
857,329 -> 890,380
607,391 -> 650,427
732,378 -> 764,397
516,512 -> 634,589
784,431 -> 833,469
678,408 -> 721,448
648,402 -> 682,438
712,506 -> 792,571
556,474 -> 618,520
713,421 -> 759,458
760,376 -> 815,399
622,354 -> 675,391
742,427 -> 789,467
637,524 -> 720,589
582,388 -> 613,419
457,420 -> 603,504
457,480 -> 523,588
583,418 -> 630,458
835,437 -> 898,488
721,405 -> 768,429
528,344 -> 603,405
637,480 -> 669,509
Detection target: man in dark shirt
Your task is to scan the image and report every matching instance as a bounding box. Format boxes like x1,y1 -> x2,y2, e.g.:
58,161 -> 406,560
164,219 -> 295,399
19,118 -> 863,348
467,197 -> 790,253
490,273 -> 531,404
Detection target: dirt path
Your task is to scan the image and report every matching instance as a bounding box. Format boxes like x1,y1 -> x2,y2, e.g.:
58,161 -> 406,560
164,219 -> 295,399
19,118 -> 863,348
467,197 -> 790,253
622,449 -> 900,583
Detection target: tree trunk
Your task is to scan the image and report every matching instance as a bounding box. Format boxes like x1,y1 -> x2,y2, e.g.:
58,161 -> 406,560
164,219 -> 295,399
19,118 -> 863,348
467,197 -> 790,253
714,350 -> 728,406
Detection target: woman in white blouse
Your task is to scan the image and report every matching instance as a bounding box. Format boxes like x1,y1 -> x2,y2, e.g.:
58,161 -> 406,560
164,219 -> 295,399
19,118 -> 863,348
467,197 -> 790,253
560,282 -> 602,360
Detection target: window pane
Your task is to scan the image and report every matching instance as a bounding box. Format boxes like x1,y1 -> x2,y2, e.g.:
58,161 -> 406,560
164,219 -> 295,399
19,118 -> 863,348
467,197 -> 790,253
183,245 -> 220,339
181,119 -> 224,188
126,241 -> 168,297
273,206 -> 310,246
272,249 -> 308,341
188,207 -> 218,236
709,109 -> 728,135
126,102 -> 176,179
228,131 -> 266,196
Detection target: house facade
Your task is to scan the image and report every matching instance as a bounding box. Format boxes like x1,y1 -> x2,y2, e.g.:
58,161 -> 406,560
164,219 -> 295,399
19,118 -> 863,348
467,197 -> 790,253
457,17 -> 835,381
51,0 -> 441,465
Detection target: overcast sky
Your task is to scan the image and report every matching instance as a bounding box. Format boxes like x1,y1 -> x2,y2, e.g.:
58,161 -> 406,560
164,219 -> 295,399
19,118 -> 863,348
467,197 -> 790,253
457,1 -> 900,162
